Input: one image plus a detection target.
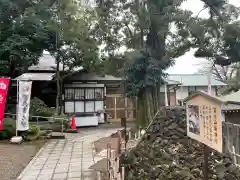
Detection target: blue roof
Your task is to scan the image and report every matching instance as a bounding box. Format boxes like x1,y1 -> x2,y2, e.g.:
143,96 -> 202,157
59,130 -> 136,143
168,74 -> 226,86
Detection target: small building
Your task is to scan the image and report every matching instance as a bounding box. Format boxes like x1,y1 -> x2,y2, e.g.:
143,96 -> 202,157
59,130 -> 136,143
168,74 -> 226,105
63,72 -> 179,125
221,90 -> 240,125
12,53 -> 226,126
13,53 -> 180,126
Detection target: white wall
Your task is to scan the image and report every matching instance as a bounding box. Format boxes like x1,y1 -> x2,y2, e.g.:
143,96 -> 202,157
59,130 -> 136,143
176,86 -> 216,101
176,87 -> 189,101
159,85 -> 217,105
160,86 -> 175,92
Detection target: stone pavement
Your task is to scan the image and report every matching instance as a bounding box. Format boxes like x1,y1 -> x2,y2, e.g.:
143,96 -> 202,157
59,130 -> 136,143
17,128 -> 120,180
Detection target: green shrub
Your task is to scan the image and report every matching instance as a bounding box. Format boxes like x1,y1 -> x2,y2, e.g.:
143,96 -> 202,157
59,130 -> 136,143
0,118 -> 16,139
22,124 -> 41,141
30,97 -> 55,120
30,97 -> 47,115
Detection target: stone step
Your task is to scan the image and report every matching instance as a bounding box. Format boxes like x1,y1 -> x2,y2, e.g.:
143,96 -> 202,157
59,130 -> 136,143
51,132 -> 65,139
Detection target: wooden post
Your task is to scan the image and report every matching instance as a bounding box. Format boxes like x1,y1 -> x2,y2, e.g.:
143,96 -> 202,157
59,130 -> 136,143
97,172 -> 101,180
121,167 -> 125,180
134,132 -> 137,140
233,146 -> 237,165
203,145 -> 209,180
107,144 -> 111,180
128,130 -> 131,141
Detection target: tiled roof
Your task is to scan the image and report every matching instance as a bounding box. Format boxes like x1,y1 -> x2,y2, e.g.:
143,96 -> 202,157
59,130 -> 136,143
68,72 -> 122,81
184,90 -> 224,103
221,90 -> 240,102
14,72 -> 54,81
164,79 -> 180,85
222,103 -> 240,111
168,74 -> 226,86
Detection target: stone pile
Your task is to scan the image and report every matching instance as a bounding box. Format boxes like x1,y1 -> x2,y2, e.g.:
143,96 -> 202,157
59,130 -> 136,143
121,107 -> 240,180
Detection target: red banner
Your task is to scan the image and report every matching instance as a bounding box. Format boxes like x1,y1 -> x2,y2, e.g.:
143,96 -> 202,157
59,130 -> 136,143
0,78 -> 9,130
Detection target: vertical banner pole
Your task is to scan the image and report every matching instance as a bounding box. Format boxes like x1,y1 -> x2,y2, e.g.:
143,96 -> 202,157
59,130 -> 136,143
16,80 -> 19,137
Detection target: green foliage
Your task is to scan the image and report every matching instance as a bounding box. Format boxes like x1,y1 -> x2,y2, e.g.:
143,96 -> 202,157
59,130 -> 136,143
124,51 -> 166,97
30,97 -> 47,116
0,118 -> 16,139
0,0 -> 99,82
94,0 -> 230,127
22,124 -> 41,141
30,97 -> 55,118
0,0 -> 53,77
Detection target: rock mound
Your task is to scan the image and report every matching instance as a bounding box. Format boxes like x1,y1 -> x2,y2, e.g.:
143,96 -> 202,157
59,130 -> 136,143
121,107 -> 240,180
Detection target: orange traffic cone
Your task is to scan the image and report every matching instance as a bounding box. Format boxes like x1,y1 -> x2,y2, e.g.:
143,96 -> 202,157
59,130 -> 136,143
71,115 -> 77,130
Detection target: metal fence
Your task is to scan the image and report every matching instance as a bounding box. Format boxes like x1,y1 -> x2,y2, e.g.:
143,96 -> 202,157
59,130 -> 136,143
223,122 -> 240,167
4,113 -> 69,133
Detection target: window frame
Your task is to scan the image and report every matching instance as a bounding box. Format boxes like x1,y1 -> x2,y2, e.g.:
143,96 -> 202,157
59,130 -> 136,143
64,87 -> 104,114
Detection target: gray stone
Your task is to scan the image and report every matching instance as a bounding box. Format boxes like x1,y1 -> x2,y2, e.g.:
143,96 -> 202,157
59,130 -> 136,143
29,165 -> 43,170
70,158 -> 82,163
40,169 -> 54,175
55,166 -> 69,173
68,171 -> 82,178
25,170 -> 40,176
21,175 -> 38,180
45,160 -> 58,165
56,163 -> 69,168
83,170 -> 94,177
37,174 -> 52,180
69,163 -> 81,167
17,128 -> 121,180
52,172 -> 67,179
48,156 -> 59,160
68,166 -> 81,172
43,163 -> 56,169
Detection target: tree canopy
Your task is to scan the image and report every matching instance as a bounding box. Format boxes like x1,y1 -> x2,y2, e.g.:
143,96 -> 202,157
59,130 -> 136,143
0,0 -> 53,77
0,0 -> 99,79
93,0 -> 238,125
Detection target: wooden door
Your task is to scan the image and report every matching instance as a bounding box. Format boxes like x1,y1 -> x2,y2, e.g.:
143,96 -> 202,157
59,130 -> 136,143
105,94 -> 137,122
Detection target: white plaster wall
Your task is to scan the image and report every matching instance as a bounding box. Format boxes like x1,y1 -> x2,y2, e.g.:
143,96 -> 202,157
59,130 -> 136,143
160,86 -> 175,92
176,87 -> 189,101
176,86 -> 216,101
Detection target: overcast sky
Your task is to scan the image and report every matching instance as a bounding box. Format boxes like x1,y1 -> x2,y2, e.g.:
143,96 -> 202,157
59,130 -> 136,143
167,0 -> 240,74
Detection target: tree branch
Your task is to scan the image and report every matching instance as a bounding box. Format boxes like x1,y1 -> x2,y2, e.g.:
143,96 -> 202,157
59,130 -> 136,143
124,22 -> 133,39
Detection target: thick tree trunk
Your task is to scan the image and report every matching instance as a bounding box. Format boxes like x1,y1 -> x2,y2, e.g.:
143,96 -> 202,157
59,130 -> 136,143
137,87 -> 159,127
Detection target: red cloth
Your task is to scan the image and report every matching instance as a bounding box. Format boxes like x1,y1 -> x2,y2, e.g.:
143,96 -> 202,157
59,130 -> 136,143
0,78 -> 9,130
71,115 -> 76,130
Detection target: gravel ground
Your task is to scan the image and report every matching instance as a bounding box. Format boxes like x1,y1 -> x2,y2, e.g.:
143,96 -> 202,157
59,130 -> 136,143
0,140 -> 45,180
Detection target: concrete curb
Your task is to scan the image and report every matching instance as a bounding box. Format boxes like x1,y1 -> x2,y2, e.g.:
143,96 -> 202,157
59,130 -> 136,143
17,143 -> 47,179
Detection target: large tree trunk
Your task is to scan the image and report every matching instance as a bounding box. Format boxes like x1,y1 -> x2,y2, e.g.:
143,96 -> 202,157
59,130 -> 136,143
137,87 -> 159,128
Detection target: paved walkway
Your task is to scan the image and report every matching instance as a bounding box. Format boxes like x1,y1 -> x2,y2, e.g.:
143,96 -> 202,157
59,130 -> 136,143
17,128 -> 120,180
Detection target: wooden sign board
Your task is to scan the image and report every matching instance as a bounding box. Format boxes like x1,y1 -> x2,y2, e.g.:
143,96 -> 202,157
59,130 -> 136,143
186,94 -> 224,153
